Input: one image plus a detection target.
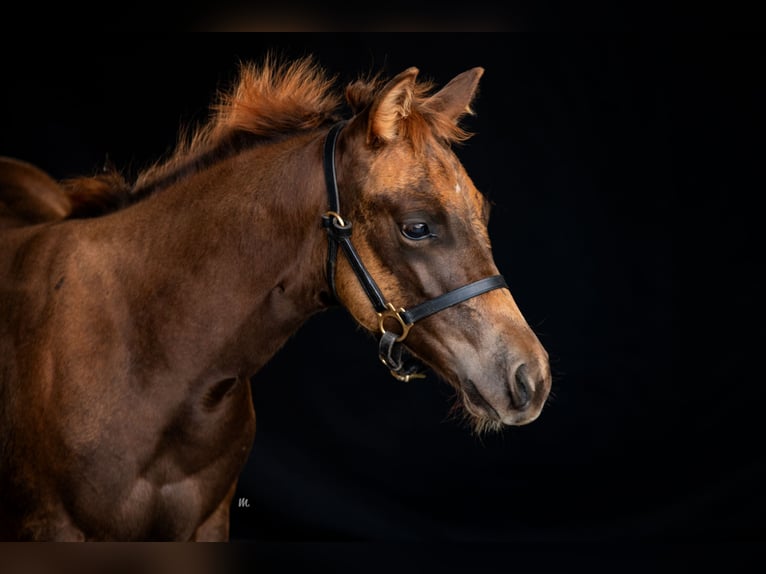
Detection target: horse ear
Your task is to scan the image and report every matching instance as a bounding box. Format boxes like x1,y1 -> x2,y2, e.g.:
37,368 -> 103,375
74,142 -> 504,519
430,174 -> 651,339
367,67 -> 419,143
424,67 -> 485,123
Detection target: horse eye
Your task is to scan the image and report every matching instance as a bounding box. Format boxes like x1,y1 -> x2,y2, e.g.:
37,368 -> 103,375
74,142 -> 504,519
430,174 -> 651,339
401,222 -> 432,241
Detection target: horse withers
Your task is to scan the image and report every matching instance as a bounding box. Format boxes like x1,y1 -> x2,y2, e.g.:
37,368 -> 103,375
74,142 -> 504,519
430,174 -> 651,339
0,56 -> 551,540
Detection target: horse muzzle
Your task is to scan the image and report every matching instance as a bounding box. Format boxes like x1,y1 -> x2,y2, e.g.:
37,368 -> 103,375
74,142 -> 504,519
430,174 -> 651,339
459,351 -> 551,427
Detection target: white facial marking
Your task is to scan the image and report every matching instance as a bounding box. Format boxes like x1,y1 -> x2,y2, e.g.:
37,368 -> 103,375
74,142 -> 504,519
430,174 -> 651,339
455,182 -> 462,195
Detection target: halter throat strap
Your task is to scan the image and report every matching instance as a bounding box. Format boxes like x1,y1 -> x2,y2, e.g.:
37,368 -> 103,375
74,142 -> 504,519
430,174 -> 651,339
320,121 -> 508,379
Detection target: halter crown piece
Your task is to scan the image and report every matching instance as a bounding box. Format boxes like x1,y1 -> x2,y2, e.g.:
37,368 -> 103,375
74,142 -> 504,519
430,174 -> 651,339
321,122 -> 508,382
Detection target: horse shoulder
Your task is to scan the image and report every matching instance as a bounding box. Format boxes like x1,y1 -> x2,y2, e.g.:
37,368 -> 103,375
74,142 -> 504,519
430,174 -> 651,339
1,222 -> 255,539
0,222 -> 96,441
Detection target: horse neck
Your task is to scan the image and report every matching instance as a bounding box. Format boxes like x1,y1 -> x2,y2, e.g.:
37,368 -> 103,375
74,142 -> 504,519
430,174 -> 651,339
94,130 -> 331,379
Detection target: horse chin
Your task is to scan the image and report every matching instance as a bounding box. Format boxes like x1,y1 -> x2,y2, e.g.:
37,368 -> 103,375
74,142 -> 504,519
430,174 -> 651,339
449,395 -> 504,436
443,380 -> 500,436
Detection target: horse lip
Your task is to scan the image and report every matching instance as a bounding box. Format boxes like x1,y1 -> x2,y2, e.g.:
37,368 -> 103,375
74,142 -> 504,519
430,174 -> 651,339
461,379 -> 501,420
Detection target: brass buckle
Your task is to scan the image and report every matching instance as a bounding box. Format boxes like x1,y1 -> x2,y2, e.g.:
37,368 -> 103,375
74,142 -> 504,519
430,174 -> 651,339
377,302 -> 411,343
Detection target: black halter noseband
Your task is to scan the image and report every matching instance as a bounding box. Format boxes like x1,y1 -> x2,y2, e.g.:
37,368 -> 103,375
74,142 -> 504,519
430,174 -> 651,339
321,121 -> 508,381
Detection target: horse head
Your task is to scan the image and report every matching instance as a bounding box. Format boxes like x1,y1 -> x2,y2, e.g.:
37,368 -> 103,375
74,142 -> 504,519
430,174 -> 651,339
326,66 -> 552,432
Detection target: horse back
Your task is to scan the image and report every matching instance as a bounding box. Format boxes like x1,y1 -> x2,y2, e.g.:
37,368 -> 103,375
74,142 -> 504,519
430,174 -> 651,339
0,157 -> 72,229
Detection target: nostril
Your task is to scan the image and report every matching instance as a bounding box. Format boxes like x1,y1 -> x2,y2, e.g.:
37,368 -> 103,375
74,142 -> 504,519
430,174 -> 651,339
510,364 -> 532,410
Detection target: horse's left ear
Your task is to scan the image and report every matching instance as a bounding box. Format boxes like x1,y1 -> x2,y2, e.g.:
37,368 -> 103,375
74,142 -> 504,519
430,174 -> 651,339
424,67 -> 485,123
368,67 -> 420,143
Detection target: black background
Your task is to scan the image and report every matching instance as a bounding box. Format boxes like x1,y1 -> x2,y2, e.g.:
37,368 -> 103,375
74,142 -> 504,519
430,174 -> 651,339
1,34 -> 762,569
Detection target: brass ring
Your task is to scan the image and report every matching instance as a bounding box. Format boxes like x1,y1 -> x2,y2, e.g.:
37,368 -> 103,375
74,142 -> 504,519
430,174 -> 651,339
324,210 -> 345,227
377,302 -> 412,343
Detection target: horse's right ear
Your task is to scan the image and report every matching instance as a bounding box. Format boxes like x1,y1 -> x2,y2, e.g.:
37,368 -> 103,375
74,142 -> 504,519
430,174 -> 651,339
366,67 -> 419,144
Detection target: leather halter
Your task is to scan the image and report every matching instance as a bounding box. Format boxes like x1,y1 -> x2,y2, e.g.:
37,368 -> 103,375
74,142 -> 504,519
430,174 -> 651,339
321,121 -> 508,381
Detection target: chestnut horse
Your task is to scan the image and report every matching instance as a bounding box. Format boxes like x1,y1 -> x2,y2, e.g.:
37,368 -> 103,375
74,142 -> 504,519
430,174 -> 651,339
0,56 -> 551,541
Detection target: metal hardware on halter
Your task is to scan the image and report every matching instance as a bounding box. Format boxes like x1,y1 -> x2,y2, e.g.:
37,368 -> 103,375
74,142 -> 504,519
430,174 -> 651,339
377,329 -> 426,382
390,370 -> 427,383
324,210 -> 345,228
377,303 -> 412,343
321,121 -> 509,381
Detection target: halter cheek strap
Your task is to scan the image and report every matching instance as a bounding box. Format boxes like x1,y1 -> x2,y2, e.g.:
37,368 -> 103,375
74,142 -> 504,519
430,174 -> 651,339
321,121 -> 508,381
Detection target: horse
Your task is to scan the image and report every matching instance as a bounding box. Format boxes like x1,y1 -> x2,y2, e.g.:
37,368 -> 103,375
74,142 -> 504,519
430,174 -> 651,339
0,55 -> 552,541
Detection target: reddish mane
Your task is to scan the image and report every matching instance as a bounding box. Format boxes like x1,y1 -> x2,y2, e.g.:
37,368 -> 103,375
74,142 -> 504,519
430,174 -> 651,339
61,54 -> 476,217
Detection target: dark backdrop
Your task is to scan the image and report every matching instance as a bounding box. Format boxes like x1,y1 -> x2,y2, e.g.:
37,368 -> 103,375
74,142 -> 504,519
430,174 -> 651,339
1,34 -> 761,568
